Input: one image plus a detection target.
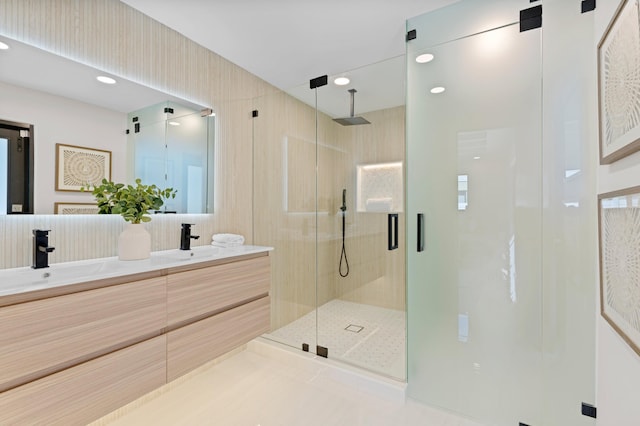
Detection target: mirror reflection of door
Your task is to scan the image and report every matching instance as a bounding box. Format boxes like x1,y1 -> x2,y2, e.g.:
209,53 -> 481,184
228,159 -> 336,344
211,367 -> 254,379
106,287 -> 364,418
0,119 -> 33,214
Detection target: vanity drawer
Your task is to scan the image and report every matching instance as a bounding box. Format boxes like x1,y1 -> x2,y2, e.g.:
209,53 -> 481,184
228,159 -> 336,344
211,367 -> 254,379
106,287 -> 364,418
0,276 -> 166,392
167,255 -> 270,326
0,335 -> 166,426
167,296 -> 270,381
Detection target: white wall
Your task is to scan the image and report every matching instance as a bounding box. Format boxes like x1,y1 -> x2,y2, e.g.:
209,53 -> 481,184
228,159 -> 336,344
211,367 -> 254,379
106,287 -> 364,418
0,81 -> 127,214
595,1 -> 640,425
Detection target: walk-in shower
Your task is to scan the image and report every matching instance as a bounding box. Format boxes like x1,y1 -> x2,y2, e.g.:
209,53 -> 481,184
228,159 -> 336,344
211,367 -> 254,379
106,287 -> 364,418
253,0 -> 596,423
252,56 -> 406,380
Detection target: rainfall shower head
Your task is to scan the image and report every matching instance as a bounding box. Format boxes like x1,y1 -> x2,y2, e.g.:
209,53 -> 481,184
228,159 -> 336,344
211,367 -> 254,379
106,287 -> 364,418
334,116 -> 370,126
333,89 -> 370,126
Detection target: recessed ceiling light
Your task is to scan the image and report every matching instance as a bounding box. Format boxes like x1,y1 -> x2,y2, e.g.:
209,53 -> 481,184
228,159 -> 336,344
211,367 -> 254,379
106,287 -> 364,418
334,77 -> 350,86
416,53 -> 434,63
168,121 -> 181,126
0,41 -> 9,50
430,86 -> 445,94
473,156 -> 481,160
96,75 -> 116,85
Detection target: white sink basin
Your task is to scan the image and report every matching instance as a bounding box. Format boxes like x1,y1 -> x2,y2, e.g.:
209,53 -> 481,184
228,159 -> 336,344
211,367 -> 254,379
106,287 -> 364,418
0,245 -> 272,297
0,258 -> 156,295
0,262 -> 106,294
157,246 -> 221,262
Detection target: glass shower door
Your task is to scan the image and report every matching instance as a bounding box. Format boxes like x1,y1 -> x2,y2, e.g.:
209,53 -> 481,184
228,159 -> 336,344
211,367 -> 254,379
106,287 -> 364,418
407,1 -> 597,423
253,87 -> 319,354
406,16 -> 543,426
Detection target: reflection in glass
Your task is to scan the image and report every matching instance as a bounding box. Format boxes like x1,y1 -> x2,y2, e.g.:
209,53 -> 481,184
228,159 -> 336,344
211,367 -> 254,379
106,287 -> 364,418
457,174 -> 468,211
128,101 -> 214,213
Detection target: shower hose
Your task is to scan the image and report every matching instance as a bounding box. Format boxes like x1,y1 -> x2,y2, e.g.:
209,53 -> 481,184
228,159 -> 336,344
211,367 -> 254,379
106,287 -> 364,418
339,210 -> 349,277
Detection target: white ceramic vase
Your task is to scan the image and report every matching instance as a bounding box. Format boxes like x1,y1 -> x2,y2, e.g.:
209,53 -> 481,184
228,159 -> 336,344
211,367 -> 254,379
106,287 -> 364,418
118,223 -> 151,261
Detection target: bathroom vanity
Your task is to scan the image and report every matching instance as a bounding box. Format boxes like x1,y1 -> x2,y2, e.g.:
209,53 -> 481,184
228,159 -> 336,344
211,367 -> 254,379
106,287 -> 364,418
0,245 -> 272,425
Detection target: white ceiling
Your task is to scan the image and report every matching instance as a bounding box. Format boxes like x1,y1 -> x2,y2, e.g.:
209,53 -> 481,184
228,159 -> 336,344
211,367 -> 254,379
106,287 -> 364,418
121,0 -> 458,116
122,0 -> 456,90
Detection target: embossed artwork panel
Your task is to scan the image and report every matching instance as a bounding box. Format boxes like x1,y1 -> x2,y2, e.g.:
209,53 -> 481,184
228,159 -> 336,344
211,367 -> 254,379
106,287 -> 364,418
54,203 -> 99,215
599,186 -> 640,356
55,144 -> 111,191
599,0 -> 640,163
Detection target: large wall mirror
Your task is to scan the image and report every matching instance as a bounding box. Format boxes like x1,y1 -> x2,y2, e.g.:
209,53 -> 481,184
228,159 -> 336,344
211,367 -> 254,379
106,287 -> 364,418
0,36 -> 215,215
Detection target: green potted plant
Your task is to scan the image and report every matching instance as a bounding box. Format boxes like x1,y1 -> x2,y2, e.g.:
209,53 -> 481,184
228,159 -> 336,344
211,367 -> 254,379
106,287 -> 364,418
84,178 -> 177,260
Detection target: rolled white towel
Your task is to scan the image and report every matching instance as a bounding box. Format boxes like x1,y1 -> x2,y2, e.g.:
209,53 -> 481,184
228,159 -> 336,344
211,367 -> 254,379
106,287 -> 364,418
365,197 -> 392,212
211,233 -> 245,245
211,241 -> 243,248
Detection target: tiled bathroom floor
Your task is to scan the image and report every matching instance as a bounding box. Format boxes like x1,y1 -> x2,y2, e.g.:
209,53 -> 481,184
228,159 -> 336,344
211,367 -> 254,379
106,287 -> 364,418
97,338 -> 484,426
267,299 -> 406,379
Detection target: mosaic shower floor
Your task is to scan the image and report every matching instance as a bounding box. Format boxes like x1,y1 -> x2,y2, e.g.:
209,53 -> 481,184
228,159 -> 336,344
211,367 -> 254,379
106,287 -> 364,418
266,299 -> 406,379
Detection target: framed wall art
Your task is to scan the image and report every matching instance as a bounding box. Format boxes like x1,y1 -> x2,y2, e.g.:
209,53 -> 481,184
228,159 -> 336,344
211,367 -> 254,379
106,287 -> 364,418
55,143 -> 111,191
598,186 -> 640,356
54,202 -> 100,215
598,0 -> 640,164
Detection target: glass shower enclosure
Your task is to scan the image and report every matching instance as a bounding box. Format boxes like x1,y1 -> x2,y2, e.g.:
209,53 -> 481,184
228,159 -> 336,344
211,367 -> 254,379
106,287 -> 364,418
253,57 -> 407,380
406,0 -> 596,424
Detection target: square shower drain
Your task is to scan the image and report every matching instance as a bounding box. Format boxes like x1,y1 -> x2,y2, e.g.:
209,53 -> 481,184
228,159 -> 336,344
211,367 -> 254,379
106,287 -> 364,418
345,324 -> 364,333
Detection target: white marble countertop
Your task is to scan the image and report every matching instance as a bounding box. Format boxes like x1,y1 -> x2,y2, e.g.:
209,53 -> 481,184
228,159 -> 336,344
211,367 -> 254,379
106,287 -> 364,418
0,245 -> 273,299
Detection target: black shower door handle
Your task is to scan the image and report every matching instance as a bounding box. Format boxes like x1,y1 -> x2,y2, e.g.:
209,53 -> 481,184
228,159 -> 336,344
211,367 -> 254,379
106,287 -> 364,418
388,213 -> 398,251
417,213 -> 424,252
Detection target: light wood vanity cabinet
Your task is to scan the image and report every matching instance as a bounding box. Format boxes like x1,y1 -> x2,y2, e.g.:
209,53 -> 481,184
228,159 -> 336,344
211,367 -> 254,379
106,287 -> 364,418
168,296 -> 270,381
0,336 -> 167,426
0,252 -> 271,425
167,255 -> 270,326
0,276 -> 166,393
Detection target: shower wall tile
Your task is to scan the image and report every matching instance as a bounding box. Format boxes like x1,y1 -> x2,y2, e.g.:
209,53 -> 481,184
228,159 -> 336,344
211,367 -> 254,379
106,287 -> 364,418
332,107 -> 406,312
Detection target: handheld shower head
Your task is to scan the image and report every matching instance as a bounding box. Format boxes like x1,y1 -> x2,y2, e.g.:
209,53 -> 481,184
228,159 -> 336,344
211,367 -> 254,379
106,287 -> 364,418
339,188 -> 349,277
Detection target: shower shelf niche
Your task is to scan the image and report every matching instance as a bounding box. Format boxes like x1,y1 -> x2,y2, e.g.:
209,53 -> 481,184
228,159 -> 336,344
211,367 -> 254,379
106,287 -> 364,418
356,161 -> 403,213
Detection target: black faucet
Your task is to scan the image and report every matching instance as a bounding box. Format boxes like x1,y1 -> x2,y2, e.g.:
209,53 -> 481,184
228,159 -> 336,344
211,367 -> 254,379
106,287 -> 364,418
32,229 -> 55,269
180,223 -> 200,250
